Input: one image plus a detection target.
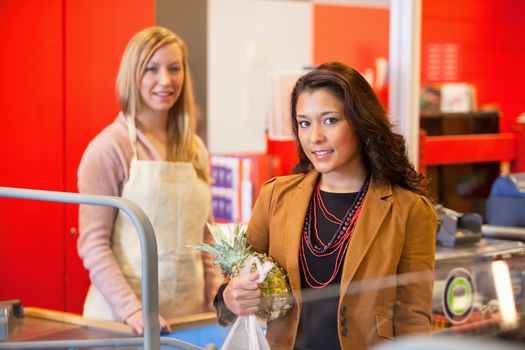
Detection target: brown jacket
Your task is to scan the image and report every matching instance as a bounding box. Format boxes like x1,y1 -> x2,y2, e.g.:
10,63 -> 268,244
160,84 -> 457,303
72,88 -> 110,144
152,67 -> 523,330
245,171 -> 437,349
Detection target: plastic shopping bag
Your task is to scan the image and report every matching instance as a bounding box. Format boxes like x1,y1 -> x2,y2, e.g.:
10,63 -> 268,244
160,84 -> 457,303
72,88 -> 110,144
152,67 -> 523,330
221,256 -> 273,350
221,315 -> 270,350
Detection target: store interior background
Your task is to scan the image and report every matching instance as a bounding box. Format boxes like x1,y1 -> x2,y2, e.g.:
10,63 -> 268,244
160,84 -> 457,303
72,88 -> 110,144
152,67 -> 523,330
1,0 -> 524,315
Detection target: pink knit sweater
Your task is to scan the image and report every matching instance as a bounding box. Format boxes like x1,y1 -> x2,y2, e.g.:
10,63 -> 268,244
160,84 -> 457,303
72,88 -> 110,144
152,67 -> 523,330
77,113 -> 221,321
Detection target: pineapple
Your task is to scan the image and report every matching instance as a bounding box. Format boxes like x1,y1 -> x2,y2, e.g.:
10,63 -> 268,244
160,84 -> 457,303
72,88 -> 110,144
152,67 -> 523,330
192,222 -> 292,321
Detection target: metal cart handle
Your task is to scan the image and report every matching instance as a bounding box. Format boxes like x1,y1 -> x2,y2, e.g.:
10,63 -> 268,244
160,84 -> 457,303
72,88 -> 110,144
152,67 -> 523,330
0,186 -> 162,350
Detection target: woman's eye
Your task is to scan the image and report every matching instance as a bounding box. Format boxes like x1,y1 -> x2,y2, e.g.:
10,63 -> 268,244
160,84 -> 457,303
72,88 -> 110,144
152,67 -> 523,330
170,66 -> 181,73
324,117 -> 338,125
145,66 -> 157,73
298,120 -> 310,128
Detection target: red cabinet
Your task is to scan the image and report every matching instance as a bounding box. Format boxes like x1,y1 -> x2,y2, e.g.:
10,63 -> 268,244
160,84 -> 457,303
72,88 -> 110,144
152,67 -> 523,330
0,0 -> 65,311
0,0 -> 154,313
63,0 -> 155,313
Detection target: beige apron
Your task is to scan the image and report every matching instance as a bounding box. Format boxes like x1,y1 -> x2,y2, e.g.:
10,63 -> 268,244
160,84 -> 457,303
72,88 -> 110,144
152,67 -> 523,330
83,116 -> 211,320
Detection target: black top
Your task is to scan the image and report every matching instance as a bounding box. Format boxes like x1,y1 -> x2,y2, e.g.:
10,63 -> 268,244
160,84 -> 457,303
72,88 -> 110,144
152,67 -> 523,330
295,190 -> 358,350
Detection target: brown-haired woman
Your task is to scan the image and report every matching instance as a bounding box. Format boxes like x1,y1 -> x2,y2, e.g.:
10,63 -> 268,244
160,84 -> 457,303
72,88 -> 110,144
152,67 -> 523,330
215,62 -> 437,349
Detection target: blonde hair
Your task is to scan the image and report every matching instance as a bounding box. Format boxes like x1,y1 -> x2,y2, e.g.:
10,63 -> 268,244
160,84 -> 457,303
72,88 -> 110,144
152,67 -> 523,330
116,26 -> 210,182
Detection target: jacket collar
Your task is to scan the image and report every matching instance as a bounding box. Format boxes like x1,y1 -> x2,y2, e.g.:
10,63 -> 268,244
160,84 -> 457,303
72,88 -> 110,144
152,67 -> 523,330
285,171 -> 319,302
339,177 -> 392,300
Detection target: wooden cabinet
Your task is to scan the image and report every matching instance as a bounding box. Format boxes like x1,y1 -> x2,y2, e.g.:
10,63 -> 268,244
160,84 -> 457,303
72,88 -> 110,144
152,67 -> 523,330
0,0 -> 154,313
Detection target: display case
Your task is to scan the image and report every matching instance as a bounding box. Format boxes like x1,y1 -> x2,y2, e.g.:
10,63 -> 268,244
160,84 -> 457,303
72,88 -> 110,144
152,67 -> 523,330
433,238 -> 525,338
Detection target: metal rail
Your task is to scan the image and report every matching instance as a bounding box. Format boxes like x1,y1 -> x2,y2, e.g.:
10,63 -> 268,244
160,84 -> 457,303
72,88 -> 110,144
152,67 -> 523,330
482,224 -> 525,242
0,337 -> 203,349
0,186 -> 178,350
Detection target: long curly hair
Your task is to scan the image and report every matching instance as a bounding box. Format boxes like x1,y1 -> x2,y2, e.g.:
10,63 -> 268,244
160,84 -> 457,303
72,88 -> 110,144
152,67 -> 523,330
290,61 -> 427,196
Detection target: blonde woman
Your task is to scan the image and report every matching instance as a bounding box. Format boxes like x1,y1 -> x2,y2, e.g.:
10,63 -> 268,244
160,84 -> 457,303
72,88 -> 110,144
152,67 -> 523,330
77,26 -> 220,335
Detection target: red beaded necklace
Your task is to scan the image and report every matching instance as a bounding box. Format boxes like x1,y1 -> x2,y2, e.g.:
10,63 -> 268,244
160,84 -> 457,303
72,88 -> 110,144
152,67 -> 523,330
300,177 -> 369,289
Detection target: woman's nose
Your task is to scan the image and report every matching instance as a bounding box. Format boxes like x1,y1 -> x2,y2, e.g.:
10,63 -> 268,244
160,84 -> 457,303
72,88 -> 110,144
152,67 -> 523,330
158,69 -> 170,85
310,123 -> 325,143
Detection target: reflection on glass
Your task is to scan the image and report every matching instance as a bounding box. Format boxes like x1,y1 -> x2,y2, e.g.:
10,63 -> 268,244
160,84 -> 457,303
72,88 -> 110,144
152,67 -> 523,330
492,260 -> 518,329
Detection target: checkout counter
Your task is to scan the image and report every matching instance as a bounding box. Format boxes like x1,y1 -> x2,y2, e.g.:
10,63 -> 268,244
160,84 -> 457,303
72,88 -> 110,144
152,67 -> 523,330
2,236 -> 524,350
2,185 -> 525,349
0,305 -> 227,349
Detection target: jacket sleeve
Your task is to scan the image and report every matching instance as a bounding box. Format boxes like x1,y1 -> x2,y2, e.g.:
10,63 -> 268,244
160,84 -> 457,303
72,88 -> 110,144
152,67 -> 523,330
394,196 -> 437,335
213,283 -> 238,326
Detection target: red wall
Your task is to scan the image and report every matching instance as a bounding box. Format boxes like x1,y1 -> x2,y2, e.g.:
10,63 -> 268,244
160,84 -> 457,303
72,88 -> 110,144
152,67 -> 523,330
421,0 -> 525,132
0,0 -> 154,313
312,0 -> 525,132
313,4 -> 390,75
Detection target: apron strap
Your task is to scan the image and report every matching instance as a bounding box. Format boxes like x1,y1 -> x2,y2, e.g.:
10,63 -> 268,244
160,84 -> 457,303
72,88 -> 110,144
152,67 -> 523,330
126,115 -> 139,160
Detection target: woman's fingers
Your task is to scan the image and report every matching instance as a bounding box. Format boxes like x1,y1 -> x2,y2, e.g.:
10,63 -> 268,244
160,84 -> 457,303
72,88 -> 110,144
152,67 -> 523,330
125,310 -> 145,336
125,310 -> 173,335
159,314 -> 172,334
224,274 -> 262,315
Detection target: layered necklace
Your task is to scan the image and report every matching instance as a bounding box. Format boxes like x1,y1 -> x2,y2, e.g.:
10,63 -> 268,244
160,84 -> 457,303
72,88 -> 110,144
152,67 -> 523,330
300,176 -> 370,289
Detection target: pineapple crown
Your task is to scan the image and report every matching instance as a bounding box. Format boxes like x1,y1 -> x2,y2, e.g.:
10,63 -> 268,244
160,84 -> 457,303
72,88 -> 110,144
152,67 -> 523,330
190,222 -> 252,275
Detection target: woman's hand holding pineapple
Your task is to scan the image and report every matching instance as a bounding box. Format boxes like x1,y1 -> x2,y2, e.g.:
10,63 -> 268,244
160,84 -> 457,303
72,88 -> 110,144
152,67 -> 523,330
223,272 -> 262,316
192,223 -> 293,321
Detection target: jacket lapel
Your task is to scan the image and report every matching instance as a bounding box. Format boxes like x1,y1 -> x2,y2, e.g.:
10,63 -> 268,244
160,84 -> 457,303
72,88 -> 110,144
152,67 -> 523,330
339,179 -> 392,298
285,171 -> 319,302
